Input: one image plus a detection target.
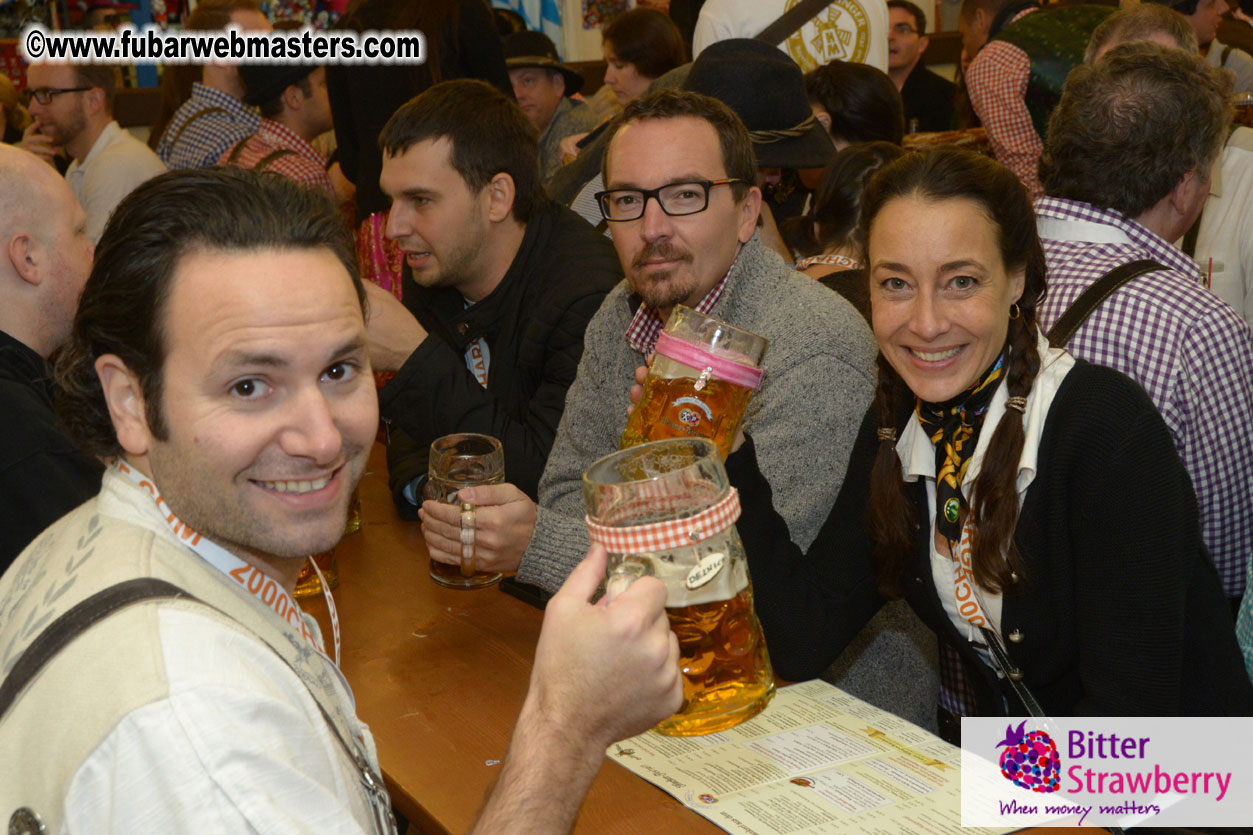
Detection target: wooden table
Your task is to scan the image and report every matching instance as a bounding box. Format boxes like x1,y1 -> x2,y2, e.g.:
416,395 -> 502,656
305,446 -> 1093,835
303,445 -> 720,834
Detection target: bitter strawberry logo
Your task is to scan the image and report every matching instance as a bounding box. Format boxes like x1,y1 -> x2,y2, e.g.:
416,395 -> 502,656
997,721 -> 1061,793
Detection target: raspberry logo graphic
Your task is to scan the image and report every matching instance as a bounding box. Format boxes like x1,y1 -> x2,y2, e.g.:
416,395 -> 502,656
997,720 -> 1061,793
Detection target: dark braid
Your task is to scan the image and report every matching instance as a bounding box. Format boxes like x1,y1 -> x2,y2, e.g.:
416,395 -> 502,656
867,355 -> 917,598
859,148 -> 1048,595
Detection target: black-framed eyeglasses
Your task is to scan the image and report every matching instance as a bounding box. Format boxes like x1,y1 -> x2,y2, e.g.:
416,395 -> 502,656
25,86 -> 92,105
891,23 -> 919,36
595,178 -> 745,222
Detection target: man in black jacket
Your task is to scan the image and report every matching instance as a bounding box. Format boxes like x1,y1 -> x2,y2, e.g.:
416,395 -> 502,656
365,79 -> 622,515
887,0 -> 956,133
0,145 -> 102,573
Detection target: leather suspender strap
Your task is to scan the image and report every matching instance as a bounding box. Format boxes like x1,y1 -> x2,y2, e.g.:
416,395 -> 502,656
0,578 -> 190,720
226,137 -> 247,164
1045,259 -> 1165,349
755,0 -> 833,46
0,576 -> 398,833
225,145 -> 297,172
167,106 -> 230,147
254,148 -> 297,172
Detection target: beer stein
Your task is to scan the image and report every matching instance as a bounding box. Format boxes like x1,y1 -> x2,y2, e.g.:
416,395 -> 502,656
1236,92 -> 1253,130
294,549 -> 338,599
620,306 -> 768,459
583,438 -> 775,736
423,433 -> 505,589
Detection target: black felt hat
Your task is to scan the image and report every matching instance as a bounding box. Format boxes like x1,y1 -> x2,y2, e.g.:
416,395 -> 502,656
502,30 -> 585,96
239,64 -> 317,107
684,39 -> 834,170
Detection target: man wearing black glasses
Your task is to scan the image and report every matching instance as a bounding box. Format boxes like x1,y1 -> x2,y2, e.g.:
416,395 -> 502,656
509,90 -> 877,597
887,0 -> 956,133
22,62 -> 165,243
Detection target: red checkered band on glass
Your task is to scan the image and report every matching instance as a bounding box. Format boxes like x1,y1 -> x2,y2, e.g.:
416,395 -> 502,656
586,488 -> 741,554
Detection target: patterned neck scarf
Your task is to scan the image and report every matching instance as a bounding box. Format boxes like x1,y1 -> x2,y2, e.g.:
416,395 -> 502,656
915,347 -> 1008,548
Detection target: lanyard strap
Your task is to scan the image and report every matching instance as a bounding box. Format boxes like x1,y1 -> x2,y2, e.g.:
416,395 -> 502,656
114,461 -> 341,667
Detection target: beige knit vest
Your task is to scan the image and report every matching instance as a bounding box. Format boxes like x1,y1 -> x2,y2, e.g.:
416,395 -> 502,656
0,470 -> 379,832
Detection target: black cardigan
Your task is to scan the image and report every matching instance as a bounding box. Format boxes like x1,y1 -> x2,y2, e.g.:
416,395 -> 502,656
0,330 -> 102,572
729,360 -> 1253,716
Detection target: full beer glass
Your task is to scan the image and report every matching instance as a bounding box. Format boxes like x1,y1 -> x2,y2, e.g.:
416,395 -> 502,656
584,438 -> 774,736
423,433 -> 505,589
620,306 -> 768,459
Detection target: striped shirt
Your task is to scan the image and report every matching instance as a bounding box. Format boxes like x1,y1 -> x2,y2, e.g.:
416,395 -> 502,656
217,119 -> 333,195
1036,196 -> 1253,597
158,83 -> 261,171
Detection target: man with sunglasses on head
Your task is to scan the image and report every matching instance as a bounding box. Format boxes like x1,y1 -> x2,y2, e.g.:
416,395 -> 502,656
21,62 -> 165,243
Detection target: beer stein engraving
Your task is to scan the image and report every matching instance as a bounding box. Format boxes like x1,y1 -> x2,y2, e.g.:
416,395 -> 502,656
584,438 -> 775,736
620,306 -> 768,459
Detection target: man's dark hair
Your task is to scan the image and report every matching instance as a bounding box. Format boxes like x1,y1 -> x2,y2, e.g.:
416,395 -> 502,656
603,7 -> 688,79
258,74 -> 313,119
601,89 -> 756,200
1084,3 -> 1198,63
1040,41 -> 1231,218
73,64 -> 120,113
887,0 -> 927,34
53,168 -> 360,459
805,61 -> 904,145
959,0 -> 1012,22
379,79 -> 545,224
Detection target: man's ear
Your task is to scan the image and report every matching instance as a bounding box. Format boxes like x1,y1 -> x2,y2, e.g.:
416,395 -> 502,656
95,354 -> 153,456
552,69 -> 566,96
737,186 -> 763,244
1168,165 -> 1209,220
282,83 -> 303,112
485,172 -> 517,223
919,33 -> 930,53
7,233 -> 40,286
83,85 -> 106,116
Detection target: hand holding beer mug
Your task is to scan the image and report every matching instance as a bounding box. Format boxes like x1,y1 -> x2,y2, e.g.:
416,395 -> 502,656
423,433 -> 505,589
620,306 -> 767,459
583,438 -> 775,736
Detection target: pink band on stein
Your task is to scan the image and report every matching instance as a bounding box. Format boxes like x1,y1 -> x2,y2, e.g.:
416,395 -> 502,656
654,332 -> 765,390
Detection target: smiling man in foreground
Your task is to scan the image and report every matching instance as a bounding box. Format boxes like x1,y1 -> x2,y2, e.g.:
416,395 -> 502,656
0,168 -> 680,833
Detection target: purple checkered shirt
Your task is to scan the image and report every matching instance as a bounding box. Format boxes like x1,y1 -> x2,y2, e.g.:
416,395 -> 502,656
1036,196 -> 1253,597
624,269 -> 731,355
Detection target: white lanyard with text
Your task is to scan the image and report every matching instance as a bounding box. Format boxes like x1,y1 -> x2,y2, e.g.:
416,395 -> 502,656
115,460 -> 341,667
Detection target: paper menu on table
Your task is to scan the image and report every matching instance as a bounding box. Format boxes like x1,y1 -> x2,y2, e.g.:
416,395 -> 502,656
606,680 -> 1012,835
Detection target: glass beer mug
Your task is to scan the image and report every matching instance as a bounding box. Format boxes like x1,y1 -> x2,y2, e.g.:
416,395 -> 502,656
583,438 -> 775,736
620,306 -> 768,460
423,433 -> 505,589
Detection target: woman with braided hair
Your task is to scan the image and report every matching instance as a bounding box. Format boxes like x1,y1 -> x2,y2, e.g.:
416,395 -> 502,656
727,147 -> 1253,720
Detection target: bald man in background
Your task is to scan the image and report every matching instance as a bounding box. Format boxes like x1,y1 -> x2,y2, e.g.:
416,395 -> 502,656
0,145 -> 102,574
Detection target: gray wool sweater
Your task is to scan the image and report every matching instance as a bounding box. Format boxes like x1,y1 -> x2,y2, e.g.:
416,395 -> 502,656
517,235 -> 877,590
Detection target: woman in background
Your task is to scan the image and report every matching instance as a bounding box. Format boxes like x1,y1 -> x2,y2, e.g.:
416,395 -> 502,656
783,141 -> 904,319
805,60 -> 905,149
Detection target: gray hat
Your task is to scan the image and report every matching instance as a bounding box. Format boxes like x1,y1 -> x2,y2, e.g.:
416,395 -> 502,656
502,31 -> 585,96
